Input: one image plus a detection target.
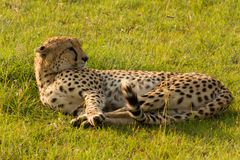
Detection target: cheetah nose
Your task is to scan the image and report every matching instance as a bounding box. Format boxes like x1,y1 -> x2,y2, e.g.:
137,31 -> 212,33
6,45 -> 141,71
82,56 -> 88,62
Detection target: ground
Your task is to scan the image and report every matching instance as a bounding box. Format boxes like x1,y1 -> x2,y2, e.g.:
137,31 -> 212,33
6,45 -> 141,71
0,0 -> 240,159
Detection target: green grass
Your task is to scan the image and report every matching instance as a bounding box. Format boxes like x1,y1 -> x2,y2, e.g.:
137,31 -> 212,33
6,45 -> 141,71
0,0 -> 240,159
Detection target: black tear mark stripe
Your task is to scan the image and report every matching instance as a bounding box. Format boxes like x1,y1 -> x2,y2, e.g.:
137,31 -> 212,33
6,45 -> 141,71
68,46 -> 78,61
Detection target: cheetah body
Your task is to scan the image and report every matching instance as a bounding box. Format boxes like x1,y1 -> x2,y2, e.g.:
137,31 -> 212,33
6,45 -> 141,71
38,68 -> 176,116
34,37 -> 233,127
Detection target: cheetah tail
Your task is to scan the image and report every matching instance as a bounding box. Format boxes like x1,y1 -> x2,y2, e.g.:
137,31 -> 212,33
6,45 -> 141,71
122,84 -> 176,125
121,83 -> 146,122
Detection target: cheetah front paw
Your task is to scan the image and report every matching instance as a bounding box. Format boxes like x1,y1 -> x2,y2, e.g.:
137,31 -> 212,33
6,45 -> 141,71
70,114 -> 88,128
87,113 -> 106,127
70,113 -> 106,128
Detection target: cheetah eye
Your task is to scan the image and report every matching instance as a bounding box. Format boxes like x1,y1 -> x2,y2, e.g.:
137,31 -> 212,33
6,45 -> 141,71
68,47 -> 75,52
67,47 -> 78,61
39,46 -> 45,50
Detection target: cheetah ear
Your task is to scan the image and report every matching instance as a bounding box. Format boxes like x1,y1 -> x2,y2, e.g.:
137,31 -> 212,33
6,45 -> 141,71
35,45 -> 47,57
71,38 -> 82,46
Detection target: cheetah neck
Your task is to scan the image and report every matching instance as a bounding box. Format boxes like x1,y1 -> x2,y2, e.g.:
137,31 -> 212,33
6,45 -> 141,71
34,58 -> 57,91
35,68 -> 57,91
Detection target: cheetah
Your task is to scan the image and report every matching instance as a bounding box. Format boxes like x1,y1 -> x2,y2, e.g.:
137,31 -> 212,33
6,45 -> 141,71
34,36 -> 233,127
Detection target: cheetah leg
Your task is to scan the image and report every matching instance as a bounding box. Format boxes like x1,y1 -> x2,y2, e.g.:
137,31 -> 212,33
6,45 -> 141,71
82,92 -> 106,127
71,91 -> 132,127
104,107 -> 129,118
70,107 -> 134,127
70,111 -> 137,127
104,117 -> 136,125
176,86 -> 233,120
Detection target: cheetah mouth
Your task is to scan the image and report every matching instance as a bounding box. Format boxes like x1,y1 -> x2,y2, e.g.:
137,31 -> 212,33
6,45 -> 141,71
72,63 -> 85,68
72,64 -> 78,68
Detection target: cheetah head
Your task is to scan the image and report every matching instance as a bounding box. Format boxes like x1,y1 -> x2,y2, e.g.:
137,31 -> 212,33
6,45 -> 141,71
35,36 -> 88,73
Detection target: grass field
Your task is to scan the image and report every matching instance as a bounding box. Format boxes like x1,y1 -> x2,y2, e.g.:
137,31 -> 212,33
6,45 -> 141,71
0,0 -> 240,159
